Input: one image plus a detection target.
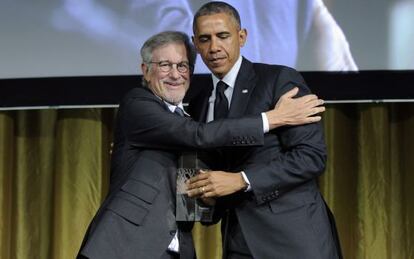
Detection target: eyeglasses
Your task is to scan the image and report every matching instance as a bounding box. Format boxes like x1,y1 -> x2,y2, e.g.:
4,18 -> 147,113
149,61 -> 190,73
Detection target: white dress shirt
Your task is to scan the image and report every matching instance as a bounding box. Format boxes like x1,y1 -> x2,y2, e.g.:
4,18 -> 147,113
164,100 -> 182,253
206,55 -> 269,191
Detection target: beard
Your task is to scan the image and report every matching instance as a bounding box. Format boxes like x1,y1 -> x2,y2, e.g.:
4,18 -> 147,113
161,88 -> 186,105
149,79 -> 188,105
157,80 -> 188,105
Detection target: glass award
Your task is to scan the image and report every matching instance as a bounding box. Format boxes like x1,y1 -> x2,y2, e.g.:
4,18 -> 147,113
176,152 -> 213,222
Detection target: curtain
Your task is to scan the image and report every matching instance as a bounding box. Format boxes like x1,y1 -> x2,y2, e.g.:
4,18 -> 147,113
0,104 -> 413,259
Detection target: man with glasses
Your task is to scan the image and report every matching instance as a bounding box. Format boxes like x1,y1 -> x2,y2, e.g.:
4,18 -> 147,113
77,30 -> 325,259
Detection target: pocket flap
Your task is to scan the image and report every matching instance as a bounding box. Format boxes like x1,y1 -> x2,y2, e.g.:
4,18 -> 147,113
121,179 -> 159,204
269,191 -> 315,214
107,196 -> 148,225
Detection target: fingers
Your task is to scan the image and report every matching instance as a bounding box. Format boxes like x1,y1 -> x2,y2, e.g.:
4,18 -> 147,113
306,103 -> 326,116
186,178 -> 210,190
306,116 -> 322,123
316,105 -> 326,113
187,187 -> 203,197
301,104 -> 325,124
306,97 -> 324,107
186,172 -> 209,185
296,93 -> 318,103
187,183 -> 212,197
298,96 -> 325,113
186,172 -> 211,197
200,184 -> 217,198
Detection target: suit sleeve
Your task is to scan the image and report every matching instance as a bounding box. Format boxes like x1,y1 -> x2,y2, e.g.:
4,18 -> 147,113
243,67 -> 327,205
121,88 -> 264,150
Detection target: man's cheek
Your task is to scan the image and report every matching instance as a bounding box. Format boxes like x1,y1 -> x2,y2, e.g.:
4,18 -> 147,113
156,81 -> 165,95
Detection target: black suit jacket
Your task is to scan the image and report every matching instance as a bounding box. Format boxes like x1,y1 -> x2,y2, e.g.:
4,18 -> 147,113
78,86 -> 265,259
188,58 -> 341,259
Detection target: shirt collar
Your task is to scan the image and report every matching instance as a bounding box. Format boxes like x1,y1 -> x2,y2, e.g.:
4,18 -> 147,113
164,101 -> 184,112
164,101 -> 189,116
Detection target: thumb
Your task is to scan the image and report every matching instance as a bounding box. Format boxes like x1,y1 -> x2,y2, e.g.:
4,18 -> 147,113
282,87 -> 299,98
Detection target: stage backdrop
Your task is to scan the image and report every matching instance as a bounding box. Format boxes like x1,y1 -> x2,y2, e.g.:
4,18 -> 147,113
1,103 -> 414,259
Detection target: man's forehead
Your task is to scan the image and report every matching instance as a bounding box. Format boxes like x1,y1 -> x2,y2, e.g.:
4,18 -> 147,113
152,44 -> 188,63
195,13 -> 239,30
152,43 -> 187,57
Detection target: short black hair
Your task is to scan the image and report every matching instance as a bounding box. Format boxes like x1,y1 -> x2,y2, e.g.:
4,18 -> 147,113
193,1 -> 241,33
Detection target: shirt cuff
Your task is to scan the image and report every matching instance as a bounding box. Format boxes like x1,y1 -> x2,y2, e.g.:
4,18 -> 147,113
240,171 -> 252,192
261,112 -> 269,133
168,231 -> 179,253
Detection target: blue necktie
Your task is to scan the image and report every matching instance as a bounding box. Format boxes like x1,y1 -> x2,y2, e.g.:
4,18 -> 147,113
174,106 -> 185,117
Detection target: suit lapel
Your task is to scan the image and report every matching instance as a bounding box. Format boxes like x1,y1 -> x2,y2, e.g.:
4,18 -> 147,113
228,58 -> 257,118
139,86 -> 171,112
193,77 -> 213,122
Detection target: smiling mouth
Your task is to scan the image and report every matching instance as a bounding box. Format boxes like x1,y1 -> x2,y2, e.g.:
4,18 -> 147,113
163,82 -> 185,89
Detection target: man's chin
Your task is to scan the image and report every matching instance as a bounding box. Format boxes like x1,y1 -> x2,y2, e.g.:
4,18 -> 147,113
164,94 -> 185,105
208,66 -> 227,78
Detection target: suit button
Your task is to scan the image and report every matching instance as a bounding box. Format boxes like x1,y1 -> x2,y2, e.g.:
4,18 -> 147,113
170,230 -> 176,236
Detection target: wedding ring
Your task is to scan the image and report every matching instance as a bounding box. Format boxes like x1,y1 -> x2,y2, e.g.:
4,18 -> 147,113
201,187 -> 205,193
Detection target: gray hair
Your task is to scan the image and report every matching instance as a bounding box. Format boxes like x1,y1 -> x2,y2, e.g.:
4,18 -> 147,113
193,1 -> 241,33
140,31 -> 196,87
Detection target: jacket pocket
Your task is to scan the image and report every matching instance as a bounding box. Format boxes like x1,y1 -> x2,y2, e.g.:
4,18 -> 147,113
121,178 -> 159,204
107,196 -> 149,225
268,191 -> 316,214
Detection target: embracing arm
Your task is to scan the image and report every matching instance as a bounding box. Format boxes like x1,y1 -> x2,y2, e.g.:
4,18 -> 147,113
121,88 -> 263,150
121,86 -> 324,151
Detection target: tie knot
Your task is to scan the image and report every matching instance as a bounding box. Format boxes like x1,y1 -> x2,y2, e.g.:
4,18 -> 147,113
174,106 -> 185,117
216,81 -> 228,94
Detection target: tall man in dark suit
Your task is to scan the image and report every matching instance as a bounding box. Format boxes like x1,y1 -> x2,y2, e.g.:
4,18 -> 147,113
186,2 -> 342,258
77,30 -> 325,259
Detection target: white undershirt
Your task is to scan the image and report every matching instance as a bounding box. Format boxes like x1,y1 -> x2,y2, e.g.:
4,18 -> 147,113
164,100 -> 182,253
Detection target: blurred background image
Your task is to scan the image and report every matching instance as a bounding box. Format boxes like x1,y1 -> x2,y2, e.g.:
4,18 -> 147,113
1,0 -> 413,79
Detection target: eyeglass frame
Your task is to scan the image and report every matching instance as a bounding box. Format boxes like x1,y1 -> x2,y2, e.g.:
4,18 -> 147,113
149,60 -> 191,73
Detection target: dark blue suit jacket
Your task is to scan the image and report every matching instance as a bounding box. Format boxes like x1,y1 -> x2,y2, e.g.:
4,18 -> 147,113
188,58 -> 341,258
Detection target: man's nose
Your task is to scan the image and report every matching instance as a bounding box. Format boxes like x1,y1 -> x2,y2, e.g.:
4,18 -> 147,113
168,66 -> 181,78
209,38 -> 220,52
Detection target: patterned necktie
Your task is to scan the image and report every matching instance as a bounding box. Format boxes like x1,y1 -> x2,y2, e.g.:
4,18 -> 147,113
174,106 -> 185,117
214,81 -> 229,120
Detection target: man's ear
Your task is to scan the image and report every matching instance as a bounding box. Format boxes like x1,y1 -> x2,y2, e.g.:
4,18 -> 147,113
191,35 -> 199,52
239,28 -> 247,47
141,63 -> 150,81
